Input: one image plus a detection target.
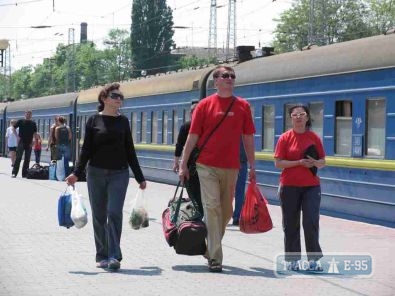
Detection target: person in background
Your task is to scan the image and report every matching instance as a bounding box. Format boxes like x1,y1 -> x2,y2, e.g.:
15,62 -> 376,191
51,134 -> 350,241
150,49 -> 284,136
11,110 -> 37,178
46,116 -> 59,162
274,104 -> 326,272
33,132 -> 42,164
179,65 -> 256,272
232,140 -> 248,226
55,116 -> 72,176
5,119 -> 18,167
173,101 -> 203,215
65,82 -> 146,272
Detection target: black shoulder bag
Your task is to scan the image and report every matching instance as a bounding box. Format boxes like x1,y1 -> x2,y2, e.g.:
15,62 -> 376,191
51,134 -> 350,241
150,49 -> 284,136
187,97 -> 236,175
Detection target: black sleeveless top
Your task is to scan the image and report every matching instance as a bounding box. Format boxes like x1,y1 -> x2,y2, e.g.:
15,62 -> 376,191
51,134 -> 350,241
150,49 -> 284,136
57,126 -> 69,145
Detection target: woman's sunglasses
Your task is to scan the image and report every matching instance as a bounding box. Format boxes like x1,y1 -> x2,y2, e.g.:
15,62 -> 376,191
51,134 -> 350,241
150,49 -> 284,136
216,72 -> 236,79
109,92 -> 124,100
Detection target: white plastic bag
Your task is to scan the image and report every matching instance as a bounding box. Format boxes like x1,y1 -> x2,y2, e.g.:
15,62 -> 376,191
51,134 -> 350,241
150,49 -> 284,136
56,156 -> 65,181
129,189 -> 149,230
70,185 -> 88,229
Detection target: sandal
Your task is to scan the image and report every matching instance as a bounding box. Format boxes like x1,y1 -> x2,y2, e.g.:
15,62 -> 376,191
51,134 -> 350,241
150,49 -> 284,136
208,260 -> 222,273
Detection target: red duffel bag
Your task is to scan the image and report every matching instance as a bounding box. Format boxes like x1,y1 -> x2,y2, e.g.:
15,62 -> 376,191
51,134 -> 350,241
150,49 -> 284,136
239,181 -> 273,234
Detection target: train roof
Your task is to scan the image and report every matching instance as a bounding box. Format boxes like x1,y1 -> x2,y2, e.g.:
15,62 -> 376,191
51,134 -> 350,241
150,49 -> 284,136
6,93 -> 78,113
233,33 -> 395,86
77,67 -> 215,104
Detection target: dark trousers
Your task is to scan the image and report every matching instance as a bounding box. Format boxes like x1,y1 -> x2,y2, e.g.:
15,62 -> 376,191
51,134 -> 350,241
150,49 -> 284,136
86,165 -> 129,263
233,161 -> 248,221
34,150 -> 41,164
12,142 -> 32,177
185,171 -> 204,216
279,185 -> 323,261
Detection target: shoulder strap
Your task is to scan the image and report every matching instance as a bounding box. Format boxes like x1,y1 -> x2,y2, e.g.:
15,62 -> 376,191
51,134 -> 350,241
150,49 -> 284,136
198,96 -> 236,151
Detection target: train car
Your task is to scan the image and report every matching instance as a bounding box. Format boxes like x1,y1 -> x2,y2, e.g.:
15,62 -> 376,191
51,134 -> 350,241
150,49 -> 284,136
224,33 -> 395,224
5,93 -> 78,163
75,67 -> 216,183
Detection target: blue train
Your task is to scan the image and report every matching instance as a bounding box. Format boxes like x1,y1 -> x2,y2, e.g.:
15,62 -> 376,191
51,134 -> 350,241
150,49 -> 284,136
1,33 -> 394,225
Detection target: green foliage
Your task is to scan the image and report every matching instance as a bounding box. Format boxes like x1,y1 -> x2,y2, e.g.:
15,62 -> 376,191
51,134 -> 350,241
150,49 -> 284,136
178,55 -> 216,68
131,0 -> 175,76
273,0 -> 391,53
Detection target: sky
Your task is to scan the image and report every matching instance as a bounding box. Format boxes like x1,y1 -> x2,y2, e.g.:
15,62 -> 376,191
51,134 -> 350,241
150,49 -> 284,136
0,0 -> 293,72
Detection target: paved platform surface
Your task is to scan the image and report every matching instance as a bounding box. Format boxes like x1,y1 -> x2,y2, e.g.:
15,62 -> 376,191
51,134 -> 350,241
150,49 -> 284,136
0,157 -> 394,296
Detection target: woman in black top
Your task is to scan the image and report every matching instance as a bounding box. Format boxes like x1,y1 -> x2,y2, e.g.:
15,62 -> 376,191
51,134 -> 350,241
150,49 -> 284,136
66,82 -> 146,271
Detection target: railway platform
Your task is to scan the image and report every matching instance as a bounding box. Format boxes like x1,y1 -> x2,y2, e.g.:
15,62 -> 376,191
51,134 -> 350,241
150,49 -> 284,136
0,157 -> 394,296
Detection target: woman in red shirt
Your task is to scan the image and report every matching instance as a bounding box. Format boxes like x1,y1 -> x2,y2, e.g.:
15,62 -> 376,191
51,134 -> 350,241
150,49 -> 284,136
274,104 -> 326,272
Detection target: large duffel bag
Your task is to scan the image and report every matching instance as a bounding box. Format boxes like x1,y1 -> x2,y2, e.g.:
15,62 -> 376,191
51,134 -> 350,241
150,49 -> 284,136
26,164 -> 49,180
174,220 -> 207,255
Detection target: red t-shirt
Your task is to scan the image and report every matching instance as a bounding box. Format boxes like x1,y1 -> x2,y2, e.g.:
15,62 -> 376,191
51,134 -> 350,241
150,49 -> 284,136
274,129 -> 325,186
190,94 -> 255,169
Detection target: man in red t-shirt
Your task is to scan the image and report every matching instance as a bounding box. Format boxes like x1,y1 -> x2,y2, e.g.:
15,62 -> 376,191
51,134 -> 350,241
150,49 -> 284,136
179,65 -> 256,272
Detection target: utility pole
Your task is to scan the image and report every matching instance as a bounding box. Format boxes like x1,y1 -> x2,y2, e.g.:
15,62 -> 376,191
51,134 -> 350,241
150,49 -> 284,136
308,0 -> 315,45
208,0 -> 217,58
67,28 -> 76,93
225,0 -> 236,61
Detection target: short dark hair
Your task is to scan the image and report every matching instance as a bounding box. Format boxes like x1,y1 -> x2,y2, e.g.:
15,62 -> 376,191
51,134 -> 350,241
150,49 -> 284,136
98,82 -> 121,112
212,65 -> 235,78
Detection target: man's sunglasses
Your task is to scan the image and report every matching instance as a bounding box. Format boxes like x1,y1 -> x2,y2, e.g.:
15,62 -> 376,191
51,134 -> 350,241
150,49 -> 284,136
109,92 -> 124,100
217,72 -> 236,79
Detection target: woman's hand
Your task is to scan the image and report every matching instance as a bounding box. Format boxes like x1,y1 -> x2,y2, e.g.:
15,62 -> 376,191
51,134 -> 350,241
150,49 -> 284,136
139,181 -> 147,190
65,173 -> 78,186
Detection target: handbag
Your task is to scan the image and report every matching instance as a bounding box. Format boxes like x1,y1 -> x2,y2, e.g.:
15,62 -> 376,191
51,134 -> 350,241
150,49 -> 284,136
58,186 -> 74,229
26,163 -> 49,180
239,181 -> 273,234
187,97 -> 236,175
162,182 -> 206,255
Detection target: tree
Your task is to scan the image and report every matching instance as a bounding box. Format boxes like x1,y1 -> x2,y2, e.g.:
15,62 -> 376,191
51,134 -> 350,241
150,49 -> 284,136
272,0 -> 380,53
131,0 -> 175,76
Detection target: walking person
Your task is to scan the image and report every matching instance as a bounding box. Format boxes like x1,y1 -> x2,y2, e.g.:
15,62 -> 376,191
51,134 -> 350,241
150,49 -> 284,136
65,82 -> 146,271
274,104 -> 326,271
232,140 -> 248,226
11,110 -> 38,178
173,101 -> 203,215
46,115 -> 59,162
55,116 -> 72,177
33,132 -> 42,164
5,119 -> 18,167
179,65 -> 256,272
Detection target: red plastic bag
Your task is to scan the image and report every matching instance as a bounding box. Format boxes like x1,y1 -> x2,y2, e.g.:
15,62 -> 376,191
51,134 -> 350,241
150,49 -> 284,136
239,181 -> 273,234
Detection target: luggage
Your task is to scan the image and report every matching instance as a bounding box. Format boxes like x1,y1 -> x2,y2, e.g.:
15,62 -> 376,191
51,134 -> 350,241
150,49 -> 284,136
58,187 -> 74,228
162,182 -> 207,255
26,164 -> 49,180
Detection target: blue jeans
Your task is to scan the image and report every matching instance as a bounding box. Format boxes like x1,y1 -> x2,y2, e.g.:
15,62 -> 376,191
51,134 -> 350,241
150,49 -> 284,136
233,161 -> 248,221
57,144 -> 70,175
86,165 -> 129,262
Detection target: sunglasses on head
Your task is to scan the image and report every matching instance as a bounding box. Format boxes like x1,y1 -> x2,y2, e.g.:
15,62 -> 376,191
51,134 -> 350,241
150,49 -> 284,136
216,72 -> 236,79
109,92 -> 124,100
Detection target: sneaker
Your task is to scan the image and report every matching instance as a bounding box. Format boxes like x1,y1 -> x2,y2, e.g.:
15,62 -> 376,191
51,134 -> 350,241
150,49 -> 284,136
108,258 -> 120,271
208,260 -> 222,273
232,219 -> 239,226
287,260 -> 300,271
308,260 -> 323,271
96,260 -> 108,268
11,174 -> 16,178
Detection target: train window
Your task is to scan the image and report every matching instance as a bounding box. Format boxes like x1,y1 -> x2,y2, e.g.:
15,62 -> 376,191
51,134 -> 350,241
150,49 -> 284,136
184,108 -> 190,122
141,112 -> 147,143
172,110 -> 178,144
309,102 -> 324,139
152,111 -> 158,144
284,104 -> 294,131
163,111 -> 168,144
37,119 -> 41,134
366,98 -> 385,157
131,112 -> 137,142
262,105 -> 274,151
335,100 -> 352,156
